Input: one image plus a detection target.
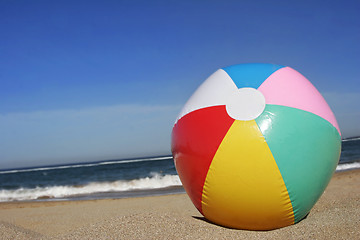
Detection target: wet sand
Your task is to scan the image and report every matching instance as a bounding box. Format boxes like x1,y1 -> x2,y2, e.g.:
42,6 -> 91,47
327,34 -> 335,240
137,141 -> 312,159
0,169 -> 359,239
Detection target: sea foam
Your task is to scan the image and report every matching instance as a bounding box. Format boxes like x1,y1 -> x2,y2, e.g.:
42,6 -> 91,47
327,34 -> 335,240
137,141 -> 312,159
336,162 -> 360,171
0,173 -> 181,202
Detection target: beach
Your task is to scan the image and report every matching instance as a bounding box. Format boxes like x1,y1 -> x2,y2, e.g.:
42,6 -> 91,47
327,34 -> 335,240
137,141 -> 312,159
0,169 -> 359,240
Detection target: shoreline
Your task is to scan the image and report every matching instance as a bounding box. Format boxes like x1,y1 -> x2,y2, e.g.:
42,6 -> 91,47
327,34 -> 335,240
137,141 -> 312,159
1,163 -> 359,204
1,168 -> 358,206
0,185 -> 186,204
0,169 -> 359,239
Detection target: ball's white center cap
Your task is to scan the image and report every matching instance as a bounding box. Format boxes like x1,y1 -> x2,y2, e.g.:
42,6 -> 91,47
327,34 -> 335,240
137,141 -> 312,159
225,87 -> 266,121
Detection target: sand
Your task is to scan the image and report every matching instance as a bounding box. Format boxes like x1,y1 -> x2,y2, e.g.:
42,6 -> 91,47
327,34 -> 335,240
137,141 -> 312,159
0,169 -> 359,240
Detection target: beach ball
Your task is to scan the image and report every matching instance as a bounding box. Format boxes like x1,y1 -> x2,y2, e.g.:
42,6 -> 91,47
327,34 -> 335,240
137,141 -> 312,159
171,63 -> 341,230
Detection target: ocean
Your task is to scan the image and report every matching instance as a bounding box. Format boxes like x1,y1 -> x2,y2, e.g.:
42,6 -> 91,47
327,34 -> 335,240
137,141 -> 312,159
1,138 -> 359,202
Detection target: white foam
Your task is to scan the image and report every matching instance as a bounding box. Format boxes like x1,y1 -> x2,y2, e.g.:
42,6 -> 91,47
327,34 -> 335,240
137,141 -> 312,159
336,162 -> 360,171
342,137 -> 360,142
0,173 -> 181,202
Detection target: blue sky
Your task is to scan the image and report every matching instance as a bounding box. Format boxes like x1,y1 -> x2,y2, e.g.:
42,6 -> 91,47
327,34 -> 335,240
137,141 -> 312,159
1,0 -> 359,169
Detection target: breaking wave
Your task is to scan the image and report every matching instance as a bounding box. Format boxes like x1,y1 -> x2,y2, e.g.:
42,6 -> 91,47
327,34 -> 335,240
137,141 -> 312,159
336,162 -> 360,171
0,173 -> 181,202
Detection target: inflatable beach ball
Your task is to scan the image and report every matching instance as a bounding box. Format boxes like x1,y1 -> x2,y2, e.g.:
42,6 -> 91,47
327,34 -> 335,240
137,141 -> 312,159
171,63 -> 341,230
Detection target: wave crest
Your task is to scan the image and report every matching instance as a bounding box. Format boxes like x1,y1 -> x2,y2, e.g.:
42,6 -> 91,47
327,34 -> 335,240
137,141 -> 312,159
0,173 -> 181,202
336,162 -> 360,171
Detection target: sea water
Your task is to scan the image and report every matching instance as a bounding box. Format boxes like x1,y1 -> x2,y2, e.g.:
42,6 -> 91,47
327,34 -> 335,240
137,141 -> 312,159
0,138 -> 359,202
